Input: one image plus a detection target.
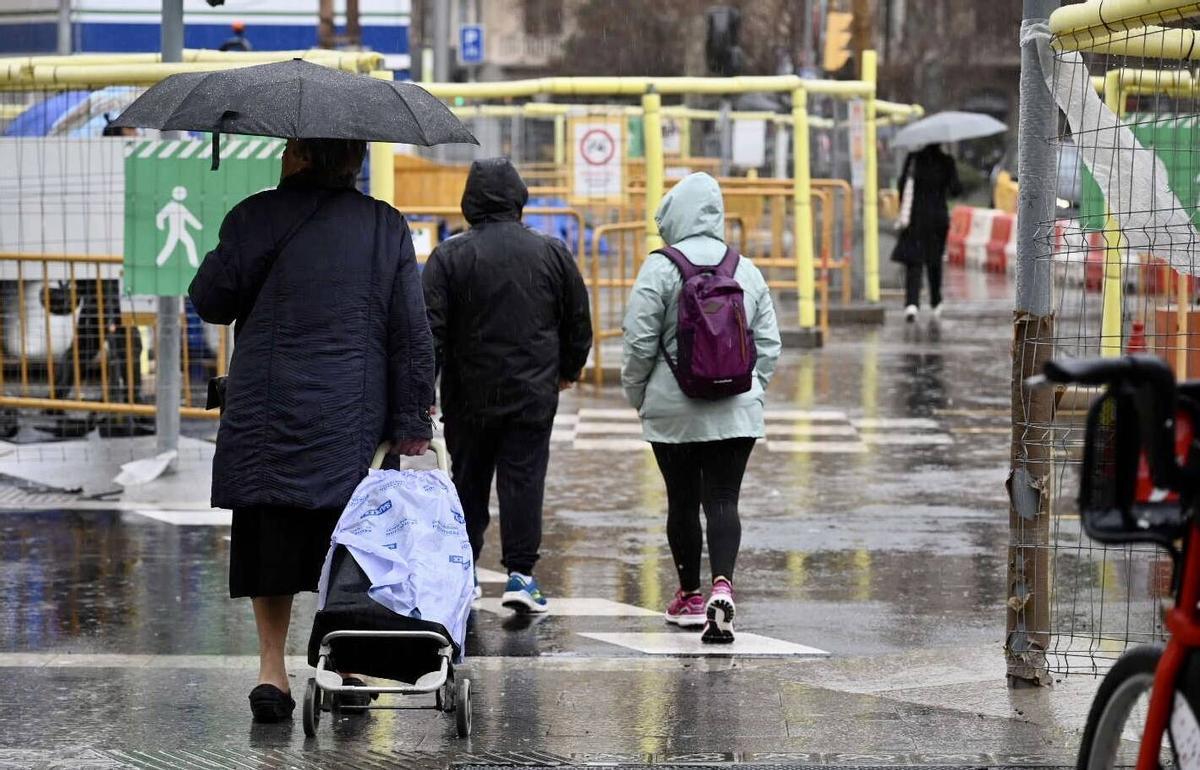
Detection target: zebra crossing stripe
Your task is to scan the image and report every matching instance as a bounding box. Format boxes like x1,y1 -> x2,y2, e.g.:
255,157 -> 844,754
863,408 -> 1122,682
766,440 -> 868,454
764,424 -> 858,437
853,417 -> 939,430
579,632 -> 829,657
574,422 -> 643,435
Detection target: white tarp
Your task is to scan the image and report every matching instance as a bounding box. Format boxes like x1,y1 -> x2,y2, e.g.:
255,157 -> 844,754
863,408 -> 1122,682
319,468 -> 475,653
1028,23 -> 1200,275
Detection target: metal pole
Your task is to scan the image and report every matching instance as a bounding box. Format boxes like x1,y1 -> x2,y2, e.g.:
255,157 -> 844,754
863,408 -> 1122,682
433,0 -> 451,81
433,0 -> 451,161
718,99 -> 732,177
1007,0 -> 1059,689
156,0 -> 183,459
801,0 -> 815,70
57,0 -> 71,55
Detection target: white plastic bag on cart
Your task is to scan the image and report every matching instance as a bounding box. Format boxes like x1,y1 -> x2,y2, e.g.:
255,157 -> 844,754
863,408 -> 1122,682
318,468 -> 475,653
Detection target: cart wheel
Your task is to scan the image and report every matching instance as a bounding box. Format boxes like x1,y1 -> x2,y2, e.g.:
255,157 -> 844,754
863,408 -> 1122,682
302,678 -> 320,738
455,678 -> 472,737
436,682 -> 447,712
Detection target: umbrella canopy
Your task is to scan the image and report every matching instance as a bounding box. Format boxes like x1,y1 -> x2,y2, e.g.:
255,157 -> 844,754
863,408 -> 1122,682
890,111 -> 1007,149
112,58 -> 476,167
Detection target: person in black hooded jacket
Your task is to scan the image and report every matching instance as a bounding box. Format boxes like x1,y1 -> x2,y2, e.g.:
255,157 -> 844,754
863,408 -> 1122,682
422,158 -> 591,613
190,138 -> 435,723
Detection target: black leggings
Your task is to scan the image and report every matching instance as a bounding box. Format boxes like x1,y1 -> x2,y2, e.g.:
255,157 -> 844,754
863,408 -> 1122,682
651,438 -> 756,592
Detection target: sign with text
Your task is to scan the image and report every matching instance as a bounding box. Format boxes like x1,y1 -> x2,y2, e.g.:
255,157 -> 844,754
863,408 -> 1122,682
124,137 -> 283,296
732,119 -> 766,168
848,99 -> 867,189
570,119 -> 623,203
459,24 -> 484,65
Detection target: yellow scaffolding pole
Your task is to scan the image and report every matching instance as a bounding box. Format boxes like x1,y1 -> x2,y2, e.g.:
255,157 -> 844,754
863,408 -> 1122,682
369,70 -> 395,207
1100,69 -> 1125,357
1051,0 -> 1200,53
793,86 -> 816,329
862,50 -> 881,303
642,91 -> 665,252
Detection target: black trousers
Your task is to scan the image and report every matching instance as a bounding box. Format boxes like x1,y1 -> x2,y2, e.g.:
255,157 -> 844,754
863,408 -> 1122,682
651,438 -> 756,592
905,258 -> 943,310
443,418 -> 553,576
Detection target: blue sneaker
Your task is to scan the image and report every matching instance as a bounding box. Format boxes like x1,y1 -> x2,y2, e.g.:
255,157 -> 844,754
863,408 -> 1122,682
501,573 -> 549,614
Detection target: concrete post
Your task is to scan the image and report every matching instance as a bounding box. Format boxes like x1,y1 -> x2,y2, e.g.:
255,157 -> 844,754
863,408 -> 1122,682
1007,0 -> 1059,689
156,0 -> 184,458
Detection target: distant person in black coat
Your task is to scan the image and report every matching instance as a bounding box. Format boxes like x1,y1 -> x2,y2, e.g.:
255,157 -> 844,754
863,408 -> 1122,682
422,158 -> 592,615
190,138 -> 435,723
891,144 -> 962,322
219,20 -> 252,52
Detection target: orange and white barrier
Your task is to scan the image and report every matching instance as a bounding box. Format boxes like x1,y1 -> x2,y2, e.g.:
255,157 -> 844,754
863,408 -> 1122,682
964,208 -> 1002,269
946,205 -> 973,266
985,212 -> 1016,273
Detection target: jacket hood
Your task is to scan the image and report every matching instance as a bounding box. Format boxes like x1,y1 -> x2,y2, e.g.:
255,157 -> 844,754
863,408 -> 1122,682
461,157 -> 528,224
655,172 -> 725,245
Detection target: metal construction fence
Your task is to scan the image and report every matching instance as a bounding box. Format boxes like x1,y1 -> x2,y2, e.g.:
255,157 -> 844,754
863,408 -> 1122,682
1009,0 -> 1200,682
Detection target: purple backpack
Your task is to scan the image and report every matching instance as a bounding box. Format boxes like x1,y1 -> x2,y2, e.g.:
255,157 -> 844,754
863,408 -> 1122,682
656,245 -> 756,400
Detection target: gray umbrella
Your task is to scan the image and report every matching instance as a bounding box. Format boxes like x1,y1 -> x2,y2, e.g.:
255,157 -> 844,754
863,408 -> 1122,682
890,111 -> 1007,149
112,58 -> 477,168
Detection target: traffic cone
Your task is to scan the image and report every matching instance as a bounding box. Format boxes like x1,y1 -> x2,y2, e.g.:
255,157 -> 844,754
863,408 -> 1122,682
1127,320 -> 1147,353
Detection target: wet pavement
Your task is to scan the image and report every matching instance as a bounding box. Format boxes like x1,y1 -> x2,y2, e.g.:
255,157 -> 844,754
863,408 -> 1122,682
0,267 -> 1106,767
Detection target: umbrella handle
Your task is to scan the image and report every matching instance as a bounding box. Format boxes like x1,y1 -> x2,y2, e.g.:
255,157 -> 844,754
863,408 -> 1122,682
211,132 -> 220,171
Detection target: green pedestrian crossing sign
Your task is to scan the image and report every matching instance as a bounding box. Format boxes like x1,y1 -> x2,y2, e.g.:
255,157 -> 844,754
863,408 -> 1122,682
124,137 -> 285,296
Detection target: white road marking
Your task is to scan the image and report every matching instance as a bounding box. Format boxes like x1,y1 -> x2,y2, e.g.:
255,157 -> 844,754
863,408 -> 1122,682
127,509 -> 231,526
763,424 -> 858,437
574,421 -> 645,435
852,418 -> 940,430
857,434 -> 954,446
765,441 -> 868,454
763,410 -> 849,421
475,597 -> 660,617
579,632 -> 829,657
571,438 -> 651,452
475,567 -> 508,584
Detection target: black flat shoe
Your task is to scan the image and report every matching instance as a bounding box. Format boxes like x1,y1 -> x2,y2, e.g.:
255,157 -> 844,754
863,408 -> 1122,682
333,677 -> 378,713
249,683 -> 295,723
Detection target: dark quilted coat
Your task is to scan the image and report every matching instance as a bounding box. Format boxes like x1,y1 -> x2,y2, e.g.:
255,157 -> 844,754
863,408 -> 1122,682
189,171 -> 435,511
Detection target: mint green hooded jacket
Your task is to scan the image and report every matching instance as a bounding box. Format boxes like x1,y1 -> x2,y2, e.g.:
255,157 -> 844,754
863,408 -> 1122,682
621,173 -> 782,444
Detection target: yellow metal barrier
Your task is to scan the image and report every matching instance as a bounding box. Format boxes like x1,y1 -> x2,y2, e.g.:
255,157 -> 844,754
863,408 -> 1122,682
0,253 -> 227,421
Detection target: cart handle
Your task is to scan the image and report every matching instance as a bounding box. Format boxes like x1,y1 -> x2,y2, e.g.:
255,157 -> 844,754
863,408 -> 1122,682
370,437 -> 449,473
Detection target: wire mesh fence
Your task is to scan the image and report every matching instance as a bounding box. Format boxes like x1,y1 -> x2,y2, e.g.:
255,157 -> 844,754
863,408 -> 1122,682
1027,17 -> 1200,674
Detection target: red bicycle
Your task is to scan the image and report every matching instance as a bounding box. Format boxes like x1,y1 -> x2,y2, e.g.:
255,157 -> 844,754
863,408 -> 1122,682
1042,355 -> 1200,769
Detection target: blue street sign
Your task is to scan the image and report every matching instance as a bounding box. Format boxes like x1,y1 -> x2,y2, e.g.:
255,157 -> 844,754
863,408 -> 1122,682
459,24 -> 484,65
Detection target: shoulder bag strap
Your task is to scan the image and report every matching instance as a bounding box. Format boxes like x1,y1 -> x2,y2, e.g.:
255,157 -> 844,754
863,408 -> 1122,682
243,188 -> 341,322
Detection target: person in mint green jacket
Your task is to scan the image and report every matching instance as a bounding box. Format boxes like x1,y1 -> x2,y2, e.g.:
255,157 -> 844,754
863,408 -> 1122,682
621,172 -> 781,643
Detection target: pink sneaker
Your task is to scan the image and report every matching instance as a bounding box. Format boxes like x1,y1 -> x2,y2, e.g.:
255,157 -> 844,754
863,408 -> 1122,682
702,578 -> 735,644
664,589 -> 706,627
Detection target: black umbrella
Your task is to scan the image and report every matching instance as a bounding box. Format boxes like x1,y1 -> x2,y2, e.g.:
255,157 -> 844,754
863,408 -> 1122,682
112,58 -> 477,168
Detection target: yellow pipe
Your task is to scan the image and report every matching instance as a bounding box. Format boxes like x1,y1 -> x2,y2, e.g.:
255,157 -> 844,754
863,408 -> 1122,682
554,114 -> 566,167
369,70 -> 395,208
1051,1 -> 1200,49
1064,26 -> 1200,60
793,86 -> 816,329
10,59 -> 367,87
421,75 -> 874,100
1100,69 -> 1124,357
862,50 -> 881,304
642,91 -> 665,252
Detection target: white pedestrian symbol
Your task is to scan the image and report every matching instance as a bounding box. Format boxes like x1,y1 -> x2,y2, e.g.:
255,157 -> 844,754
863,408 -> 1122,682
155,186 -> 202,268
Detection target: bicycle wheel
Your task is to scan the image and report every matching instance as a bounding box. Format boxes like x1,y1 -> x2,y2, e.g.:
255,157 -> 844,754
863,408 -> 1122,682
1077,645 -> 1172,770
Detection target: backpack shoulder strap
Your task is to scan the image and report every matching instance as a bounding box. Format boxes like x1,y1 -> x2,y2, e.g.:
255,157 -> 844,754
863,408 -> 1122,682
652,245 -> 702,282
715,247 -> 741,278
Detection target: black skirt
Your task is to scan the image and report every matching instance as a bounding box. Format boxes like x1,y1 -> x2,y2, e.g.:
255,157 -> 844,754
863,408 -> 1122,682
229,506 -> 342,598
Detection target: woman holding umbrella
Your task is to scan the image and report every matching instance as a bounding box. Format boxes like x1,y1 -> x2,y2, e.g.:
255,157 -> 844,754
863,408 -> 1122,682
892,144 -> 962,321
889,111 -> 1006,321
114,60 -> 476,722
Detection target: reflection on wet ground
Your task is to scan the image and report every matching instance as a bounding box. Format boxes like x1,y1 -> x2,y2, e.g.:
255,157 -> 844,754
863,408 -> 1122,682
0,270 -> 1104,761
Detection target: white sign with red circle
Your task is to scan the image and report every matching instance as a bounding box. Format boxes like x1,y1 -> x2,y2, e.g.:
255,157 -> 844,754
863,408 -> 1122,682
571,120 -> 623,200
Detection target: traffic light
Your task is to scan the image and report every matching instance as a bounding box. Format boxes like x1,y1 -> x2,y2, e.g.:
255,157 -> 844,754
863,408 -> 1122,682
705,7 -> 743,77
824,11 -> 854,73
